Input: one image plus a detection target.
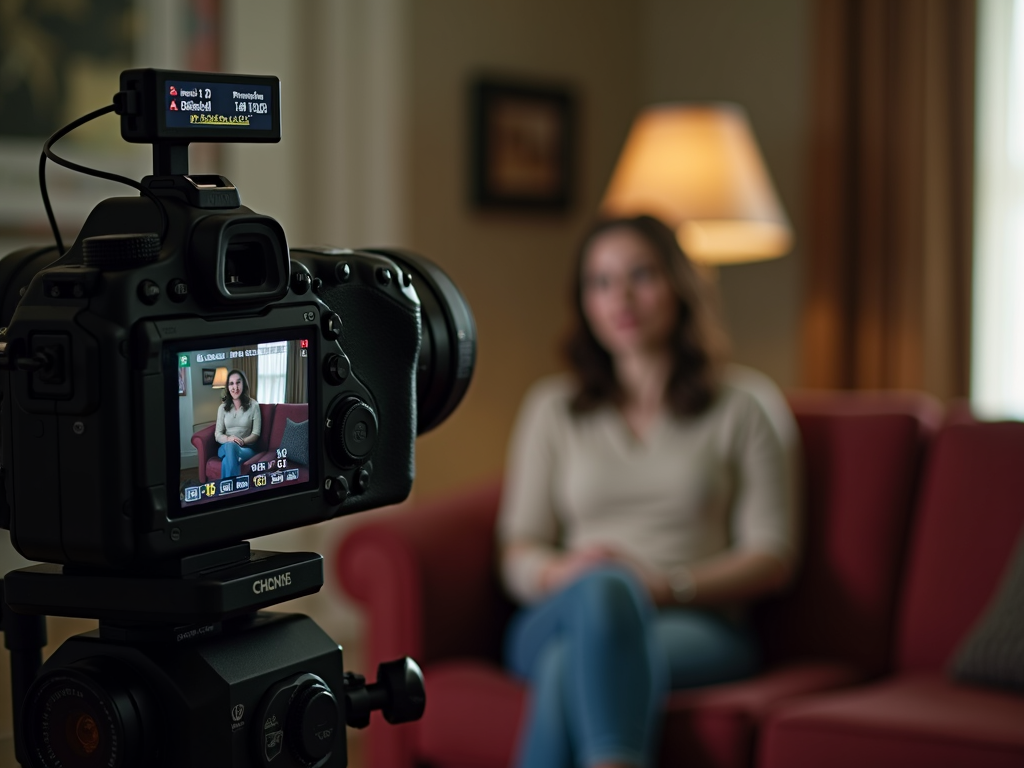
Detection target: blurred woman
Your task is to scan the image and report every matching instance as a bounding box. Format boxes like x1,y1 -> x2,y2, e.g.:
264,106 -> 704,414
215,369 -> 261,478
498,215 -> 799,768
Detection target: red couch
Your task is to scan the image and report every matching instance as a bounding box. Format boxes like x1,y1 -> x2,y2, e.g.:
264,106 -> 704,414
335,391 -> 949,768
758,421 -> 1024,768
191,402 -> 309,483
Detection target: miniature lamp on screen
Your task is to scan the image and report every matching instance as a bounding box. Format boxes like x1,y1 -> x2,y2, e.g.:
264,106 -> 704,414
211,367 -> 228,388
600,103 -> 792,264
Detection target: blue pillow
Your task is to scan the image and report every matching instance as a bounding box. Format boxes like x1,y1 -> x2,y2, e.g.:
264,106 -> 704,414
278,418 -> 309,466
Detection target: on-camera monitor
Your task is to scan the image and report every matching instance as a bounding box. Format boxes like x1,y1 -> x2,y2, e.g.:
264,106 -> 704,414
169,333 -> 316,516
164,77 -> 274,131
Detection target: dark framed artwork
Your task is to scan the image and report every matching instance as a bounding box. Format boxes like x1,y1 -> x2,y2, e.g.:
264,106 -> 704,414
471,79 -> 574,210
202,368 -> 216,385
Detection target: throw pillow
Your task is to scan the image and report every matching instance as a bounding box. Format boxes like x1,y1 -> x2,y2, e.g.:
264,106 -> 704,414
277,418 -> 309,466
949,525 -> 1024,692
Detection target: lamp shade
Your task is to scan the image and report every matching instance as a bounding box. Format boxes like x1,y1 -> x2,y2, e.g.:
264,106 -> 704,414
600,103 -> 792,264
211,367 -> 228,388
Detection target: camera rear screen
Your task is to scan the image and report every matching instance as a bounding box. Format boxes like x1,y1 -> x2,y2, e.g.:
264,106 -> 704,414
173,336 -> 314,514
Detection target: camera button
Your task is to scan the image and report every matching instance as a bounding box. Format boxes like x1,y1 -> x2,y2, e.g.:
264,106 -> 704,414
356,467 -> 371,494
335,262 -> 351,282
137,279 -> 160,305
323,475 -> 349,506
375,267 -> 392,286
167,279 -> 189,302
323,353 -> 351,385
322,312 -> 343,340
291,271 -> 311,295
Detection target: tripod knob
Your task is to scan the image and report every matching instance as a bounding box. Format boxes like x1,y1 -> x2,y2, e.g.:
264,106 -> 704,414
344,657 -> 426,728
287,681 -> 340,764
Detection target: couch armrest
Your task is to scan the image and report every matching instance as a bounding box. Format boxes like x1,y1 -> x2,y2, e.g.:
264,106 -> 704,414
335,480 -> 513,672
190,424 -> 218,483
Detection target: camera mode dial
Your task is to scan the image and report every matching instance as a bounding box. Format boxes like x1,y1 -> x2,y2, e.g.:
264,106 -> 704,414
82,233 -> 160,270
326,397 -> 378,468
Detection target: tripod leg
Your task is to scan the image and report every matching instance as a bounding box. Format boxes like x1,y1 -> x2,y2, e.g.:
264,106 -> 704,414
2,578 -> 47,767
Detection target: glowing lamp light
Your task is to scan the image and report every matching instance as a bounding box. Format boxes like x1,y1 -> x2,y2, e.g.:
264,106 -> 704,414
601,103 -> 792,264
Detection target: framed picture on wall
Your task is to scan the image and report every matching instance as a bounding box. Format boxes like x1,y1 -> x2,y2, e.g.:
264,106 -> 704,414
471,78 -> 575,210
202,368 -> 216,386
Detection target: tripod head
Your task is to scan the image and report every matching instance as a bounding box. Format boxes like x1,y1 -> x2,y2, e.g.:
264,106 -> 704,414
1,548 -> 425,768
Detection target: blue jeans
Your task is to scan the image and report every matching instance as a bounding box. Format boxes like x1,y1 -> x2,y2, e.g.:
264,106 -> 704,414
505,566 -> 759,768
218,442 -> 255,478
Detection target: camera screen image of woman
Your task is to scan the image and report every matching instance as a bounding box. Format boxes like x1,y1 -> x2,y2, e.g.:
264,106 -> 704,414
215,369 -> 262,478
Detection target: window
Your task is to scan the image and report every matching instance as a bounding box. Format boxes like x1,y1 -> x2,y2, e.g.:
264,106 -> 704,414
257,342 -> 287,404
973,0 -> 1024,418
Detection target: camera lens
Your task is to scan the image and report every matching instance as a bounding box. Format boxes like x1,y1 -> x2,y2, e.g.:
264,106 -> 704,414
23,659 -> 152,768
362,249 -> 477,434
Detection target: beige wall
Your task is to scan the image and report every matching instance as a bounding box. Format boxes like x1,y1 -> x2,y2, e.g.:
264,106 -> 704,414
405,0 -> 644,499
409,0 -> 811,500
643,0 -> 810,389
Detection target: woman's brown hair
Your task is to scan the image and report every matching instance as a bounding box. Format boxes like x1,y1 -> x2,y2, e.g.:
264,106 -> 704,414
564,215 -> 729,417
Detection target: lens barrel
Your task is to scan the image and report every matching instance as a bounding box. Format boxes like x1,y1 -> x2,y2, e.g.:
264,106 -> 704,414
362,249 -> 477,434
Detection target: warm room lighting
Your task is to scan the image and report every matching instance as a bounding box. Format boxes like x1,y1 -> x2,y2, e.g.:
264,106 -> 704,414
601,103 -> 792,264
211,367 -> 228,388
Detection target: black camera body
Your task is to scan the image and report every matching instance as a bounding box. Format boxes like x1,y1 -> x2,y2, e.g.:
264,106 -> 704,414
0,69 -> 472,768
1,192 -> 425,568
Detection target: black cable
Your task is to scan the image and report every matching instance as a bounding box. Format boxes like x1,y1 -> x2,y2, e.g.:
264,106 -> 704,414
39,102 -> 170,254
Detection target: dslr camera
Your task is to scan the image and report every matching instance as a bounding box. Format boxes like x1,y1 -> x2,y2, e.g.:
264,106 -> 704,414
0,69 -> 475,768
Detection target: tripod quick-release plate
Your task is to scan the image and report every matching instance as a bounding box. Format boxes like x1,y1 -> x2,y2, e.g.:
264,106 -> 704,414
3,550 -> 324,625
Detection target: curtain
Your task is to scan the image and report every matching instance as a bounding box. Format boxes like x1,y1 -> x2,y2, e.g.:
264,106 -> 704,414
285,341 -> 308,404
800,0 -> 976,400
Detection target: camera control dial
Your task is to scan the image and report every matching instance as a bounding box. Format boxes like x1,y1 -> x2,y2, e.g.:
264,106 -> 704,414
82,233 -> 160,270
326,397 -> 378,468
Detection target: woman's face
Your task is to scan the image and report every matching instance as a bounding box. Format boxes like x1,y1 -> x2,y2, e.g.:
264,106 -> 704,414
227,373 -> 244,401
581,227 -> 679,357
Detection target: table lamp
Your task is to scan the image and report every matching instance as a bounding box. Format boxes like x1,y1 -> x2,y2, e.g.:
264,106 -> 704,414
600,103 -> 792,264
211,367 -> 229,388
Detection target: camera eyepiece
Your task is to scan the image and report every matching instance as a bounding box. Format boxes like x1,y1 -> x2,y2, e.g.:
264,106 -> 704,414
189,215 -> 290,304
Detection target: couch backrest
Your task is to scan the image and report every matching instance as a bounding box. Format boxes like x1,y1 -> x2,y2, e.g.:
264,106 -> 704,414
265,403 -> 308,450
255,403 -> 276,452
896,421 -> 1024,673
754,391 -> 942,676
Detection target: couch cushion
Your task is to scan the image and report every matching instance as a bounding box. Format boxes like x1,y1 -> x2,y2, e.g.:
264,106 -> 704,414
760,673 -> 1024,768
756,392 -> 940,676
415,660 -> 865,768
896,422 -> 1024,672
277,417 -> 310,466
658,661 -> 864,768
264,403 -> 308,452
951,525 -> 1024,691
414,660 -> 525,768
